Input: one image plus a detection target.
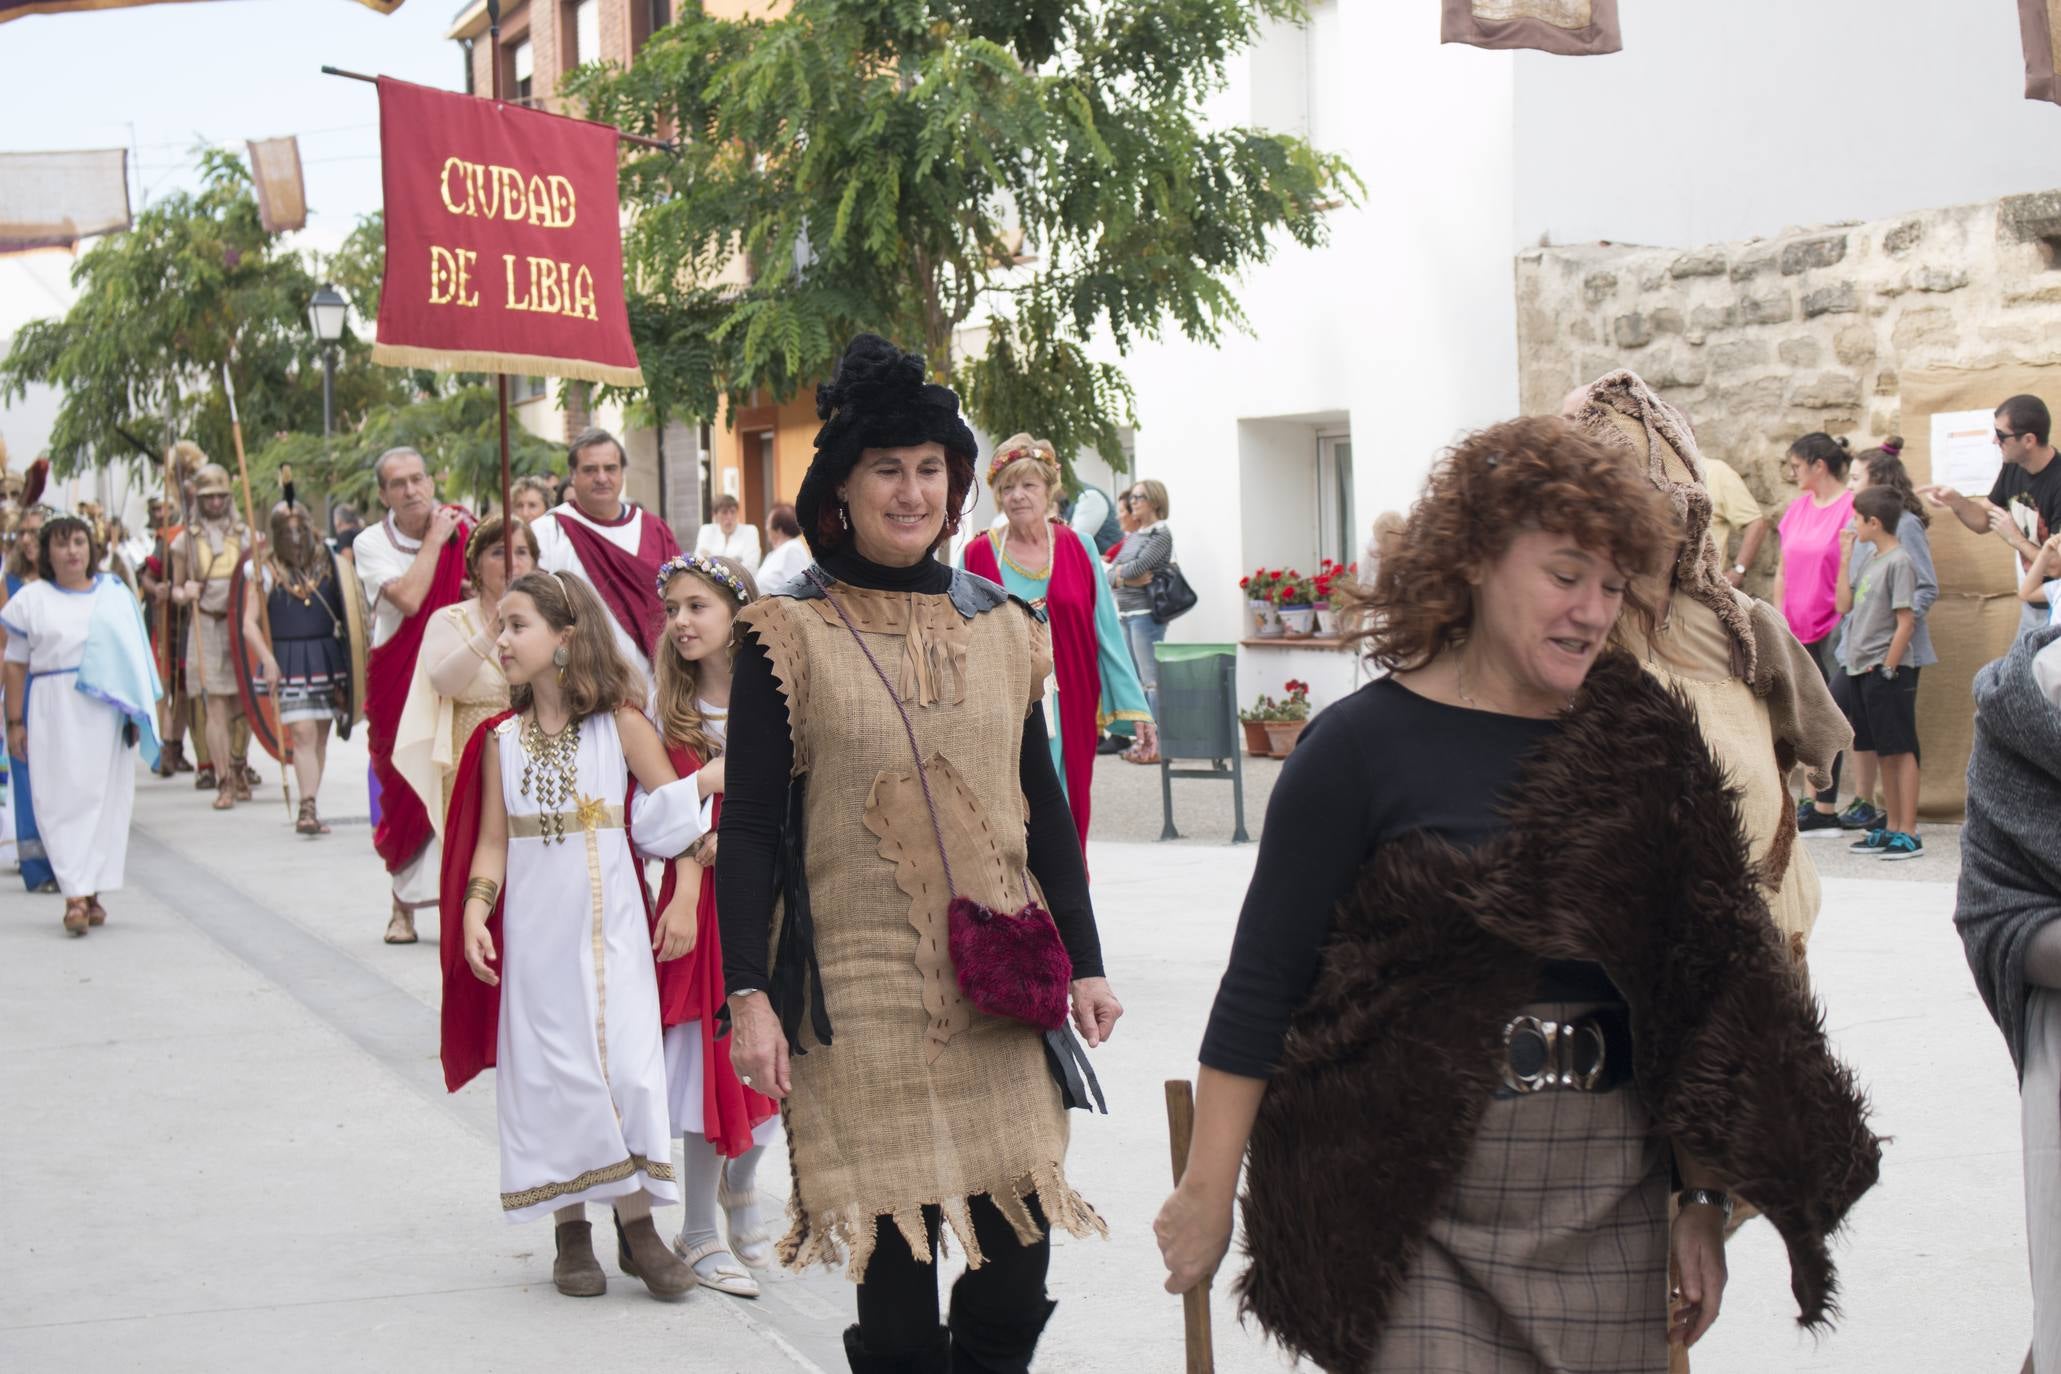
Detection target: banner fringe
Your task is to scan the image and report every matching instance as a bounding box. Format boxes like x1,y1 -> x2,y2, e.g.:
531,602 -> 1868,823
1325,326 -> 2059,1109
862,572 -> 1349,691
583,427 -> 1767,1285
371,341 -> 643,388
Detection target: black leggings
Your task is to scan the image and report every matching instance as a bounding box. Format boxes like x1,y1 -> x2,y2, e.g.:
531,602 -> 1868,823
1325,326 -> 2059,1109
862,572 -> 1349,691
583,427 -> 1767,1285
854,1194 -> 1052,1363
1802,632 -> 1844,804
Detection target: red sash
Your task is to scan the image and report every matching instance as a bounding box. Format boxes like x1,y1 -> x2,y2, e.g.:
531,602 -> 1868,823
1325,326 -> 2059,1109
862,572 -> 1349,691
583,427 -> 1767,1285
966,523 -> 1102,849
641,742 -> 777,1157
552,508 -> 680,664
438,708 -> 517,1093
367,524 -> 469,875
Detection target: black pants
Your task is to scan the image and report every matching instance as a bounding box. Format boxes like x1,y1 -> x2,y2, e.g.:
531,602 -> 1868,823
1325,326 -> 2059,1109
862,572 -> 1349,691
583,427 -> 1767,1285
854,1194 -> 1052,1367
1802,632 -> 1844,804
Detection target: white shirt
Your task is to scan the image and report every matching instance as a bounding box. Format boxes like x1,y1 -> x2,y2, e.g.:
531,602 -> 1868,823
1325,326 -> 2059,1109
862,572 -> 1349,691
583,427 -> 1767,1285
351,514 -> 424,650
1069,487 -> 1113,545
531,501 -> 663,702
755,536 -> 812,596
693,521 -> 762,574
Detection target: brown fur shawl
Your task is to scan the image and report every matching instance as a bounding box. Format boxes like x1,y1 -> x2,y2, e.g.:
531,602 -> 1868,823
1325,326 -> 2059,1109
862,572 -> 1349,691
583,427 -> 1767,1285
1236,651 -> 1881,1373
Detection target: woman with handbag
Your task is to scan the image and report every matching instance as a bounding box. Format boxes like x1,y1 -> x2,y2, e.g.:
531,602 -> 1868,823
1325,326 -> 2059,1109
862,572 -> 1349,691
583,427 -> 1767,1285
1108,478 -> 1175,762
961,433 -> 1155,848
718,334 -> 1121,1374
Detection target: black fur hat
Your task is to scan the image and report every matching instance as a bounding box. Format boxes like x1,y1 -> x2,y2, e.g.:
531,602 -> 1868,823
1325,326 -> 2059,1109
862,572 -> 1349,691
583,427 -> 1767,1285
794,333 -> 978,554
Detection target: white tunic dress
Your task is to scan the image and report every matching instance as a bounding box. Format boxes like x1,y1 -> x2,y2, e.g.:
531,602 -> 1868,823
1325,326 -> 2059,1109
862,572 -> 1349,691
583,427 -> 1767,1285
0,578 -> 138,898
494,709 -> 679,1222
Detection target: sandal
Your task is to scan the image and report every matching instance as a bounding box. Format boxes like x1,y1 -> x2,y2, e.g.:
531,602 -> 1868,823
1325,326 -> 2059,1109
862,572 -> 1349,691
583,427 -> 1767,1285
672,1236 -> 759,1298
62,898 -> 90,937
86,898 -> 107,927
193,764 -> 218,792
212,785 -> 237,811
231,768 -> 253,803
384,903 -> 418,945
719,1167 -> 775,1271
296,798 -> 330,836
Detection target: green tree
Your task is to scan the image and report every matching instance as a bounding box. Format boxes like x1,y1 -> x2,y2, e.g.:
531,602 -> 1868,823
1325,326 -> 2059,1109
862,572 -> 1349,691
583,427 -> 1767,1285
573,0 -> 1355,477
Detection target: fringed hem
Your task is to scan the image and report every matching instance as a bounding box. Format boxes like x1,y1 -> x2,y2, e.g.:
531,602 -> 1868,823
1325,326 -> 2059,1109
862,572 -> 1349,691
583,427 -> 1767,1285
735,599 -> 810,776
777,1161 -> 1107,1284
370,340 -> 642,389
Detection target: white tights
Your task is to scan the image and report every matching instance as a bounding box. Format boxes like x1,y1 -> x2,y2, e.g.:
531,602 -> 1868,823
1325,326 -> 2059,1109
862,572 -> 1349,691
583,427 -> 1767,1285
676,1135 -> 767,1261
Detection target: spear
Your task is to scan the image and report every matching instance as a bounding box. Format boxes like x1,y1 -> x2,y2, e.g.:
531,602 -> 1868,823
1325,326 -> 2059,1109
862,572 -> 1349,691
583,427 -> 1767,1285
221,361 -> 295,821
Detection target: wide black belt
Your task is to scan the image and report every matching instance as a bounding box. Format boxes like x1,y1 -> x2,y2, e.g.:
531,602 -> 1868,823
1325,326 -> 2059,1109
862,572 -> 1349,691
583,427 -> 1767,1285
1494,1004 -> 1633,1098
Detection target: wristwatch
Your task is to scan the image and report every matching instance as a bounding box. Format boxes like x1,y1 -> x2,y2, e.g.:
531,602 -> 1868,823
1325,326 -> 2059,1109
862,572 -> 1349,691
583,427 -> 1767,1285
1881,664 -> 1899,680
1731,563 -> 1747,576
727,987 -> 764,1001
1677,1188 -> 1734,1220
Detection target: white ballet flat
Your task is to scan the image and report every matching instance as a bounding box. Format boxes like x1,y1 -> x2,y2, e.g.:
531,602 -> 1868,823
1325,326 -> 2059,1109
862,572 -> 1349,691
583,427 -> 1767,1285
673,1236 -> 759,1298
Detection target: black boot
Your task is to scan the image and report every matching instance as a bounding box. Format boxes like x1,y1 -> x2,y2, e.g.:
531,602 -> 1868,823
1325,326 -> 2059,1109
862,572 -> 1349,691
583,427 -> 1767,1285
843,1323 -> 950,1373
948,1294 -> 1057,1374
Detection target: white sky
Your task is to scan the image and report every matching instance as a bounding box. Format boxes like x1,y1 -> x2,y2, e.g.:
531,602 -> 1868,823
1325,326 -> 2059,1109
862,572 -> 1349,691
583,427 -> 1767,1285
0,0 -> 467,457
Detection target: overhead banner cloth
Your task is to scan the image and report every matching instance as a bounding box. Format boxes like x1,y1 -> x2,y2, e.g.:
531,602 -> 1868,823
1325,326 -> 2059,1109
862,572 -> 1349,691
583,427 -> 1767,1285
247,136 -> 307,235
0,148 -> 130,253
1442,0 -> 1622,55
0,0 -> 402,21
2021,0 -> 2061,104
371,77 -> 643,387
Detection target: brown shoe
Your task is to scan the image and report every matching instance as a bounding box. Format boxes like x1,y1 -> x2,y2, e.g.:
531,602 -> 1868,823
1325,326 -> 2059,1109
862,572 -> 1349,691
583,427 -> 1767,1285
552,1219 -> 607,1298
62,899 -> 90,937
383,904 -> 418,944
86,898 -> 107,927
615,1211 -> 696,1298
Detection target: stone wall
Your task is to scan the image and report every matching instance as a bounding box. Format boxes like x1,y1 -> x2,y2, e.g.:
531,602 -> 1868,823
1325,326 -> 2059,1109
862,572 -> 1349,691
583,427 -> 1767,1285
1516,189 -> 2061,558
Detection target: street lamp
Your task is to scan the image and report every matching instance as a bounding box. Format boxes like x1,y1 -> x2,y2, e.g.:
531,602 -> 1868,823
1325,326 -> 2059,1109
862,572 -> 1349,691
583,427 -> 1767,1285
307,283 -> 347,438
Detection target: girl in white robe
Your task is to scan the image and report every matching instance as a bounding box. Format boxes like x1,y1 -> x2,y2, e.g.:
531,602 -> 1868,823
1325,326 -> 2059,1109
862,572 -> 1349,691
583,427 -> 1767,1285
445,569 -> 701,1301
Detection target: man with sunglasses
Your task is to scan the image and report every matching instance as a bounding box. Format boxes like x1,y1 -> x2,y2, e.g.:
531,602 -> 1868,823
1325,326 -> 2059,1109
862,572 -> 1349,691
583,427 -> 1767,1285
1921,395 -> 2061,634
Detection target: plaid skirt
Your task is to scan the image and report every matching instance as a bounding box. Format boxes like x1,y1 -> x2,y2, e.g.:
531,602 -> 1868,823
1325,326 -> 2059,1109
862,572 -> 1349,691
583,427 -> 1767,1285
1371,1005 -> 1671,1374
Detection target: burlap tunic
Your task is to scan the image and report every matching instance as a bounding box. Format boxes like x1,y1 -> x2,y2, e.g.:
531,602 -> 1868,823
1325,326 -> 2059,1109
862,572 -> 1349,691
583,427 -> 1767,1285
736,583 -> 1104,1282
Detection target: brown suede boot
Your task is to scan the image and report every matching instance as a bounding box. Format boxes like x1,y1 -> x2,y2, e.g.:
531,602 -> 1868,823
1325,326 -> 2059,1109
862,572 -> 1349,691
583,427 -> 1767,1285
615,1211 -> 696,1298
552,1219 -> 607,1297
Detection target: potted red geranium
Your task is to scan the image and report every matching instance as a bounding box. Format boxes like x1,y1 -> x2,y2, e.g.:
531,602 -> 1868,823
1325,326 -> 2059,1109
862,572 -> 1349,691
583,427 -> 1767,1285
1262,679 -> 1313,755
1243,568 -> 1285,638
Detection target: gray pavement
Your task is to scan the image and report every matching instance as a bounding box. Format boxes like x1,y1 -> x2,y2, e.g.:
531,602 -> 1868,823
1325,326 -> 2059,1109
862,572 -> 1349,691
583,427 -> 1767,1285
0,731 -> 2033,1371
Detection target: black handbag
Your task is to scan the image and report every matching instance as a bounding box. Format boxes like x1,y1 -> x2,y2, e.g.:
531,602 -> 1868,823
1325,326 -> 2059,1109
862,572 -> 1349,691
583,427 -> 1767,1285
1148,560 -> 1198,624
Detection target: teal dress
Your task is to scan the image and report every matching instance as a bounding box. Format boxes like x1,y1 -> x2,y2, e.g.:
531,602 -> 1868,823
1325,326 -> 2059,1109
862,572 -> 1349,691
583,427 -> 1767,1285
962,524 -> 1152,796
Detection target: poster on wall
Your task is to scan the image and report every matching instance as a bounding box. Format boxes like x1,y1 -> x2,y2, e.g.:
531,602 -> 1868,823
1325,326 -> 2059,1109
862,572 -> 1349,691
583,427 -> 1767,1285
1930,408 -> 2003,495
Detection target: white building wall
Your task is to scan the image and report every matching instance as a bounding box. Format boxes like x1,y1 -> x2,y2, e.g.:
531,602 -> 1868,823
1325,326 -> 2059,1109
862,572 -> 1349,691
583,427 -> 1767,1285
1512,0 -> 2059,249
1116,6 -> 1520,712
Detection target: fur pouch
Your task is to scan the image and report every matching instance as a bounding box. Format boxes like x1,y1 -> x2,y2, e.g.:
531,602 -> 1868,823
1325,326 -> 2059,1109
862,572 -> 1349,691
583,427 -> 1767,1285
948,895 -> 1072,1030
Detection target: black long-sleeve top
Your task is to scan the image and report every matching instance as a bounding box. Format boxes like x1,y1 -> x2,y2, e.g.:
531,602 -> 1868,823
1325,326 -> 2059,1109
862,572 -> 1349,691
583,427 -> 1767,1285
716,547 -> 1103,997
1198,676 -> 1618,1080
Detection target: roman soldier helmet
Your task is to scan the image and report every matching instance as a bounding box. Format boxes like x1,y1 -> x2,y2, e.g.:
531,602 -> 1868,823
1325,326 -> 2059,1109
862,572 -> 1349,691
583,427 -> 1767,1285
193,463 -> 234,497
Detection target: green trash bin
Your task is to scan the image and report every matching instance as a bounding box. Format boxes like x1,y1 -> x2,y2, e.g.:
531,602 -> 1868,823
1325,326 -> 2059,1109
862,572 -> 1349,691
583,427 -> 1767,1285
1150,643 -> 1247,843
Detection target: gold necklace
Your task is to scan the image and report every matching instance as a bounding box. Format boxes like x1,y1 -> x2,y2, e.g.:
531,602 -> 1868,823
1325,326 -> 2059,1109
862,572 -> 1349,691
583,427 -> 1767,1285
518,712 -> 583,844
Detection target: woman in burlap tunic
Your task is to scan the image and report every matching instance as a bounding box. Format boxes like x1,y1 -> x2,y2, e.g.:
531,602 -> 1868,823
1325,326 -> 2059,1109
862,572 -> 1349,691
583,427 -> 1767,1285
719,335 -> 1121,1374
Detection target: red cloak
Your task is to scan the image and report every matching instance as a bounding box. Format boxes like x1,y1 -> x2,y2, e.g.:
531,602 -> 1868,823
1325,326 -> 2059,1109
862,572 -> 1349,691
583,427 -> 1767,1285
552,507 -> 680,664
641,742 -> 777,1158
965,522 -> 1102,849
438,708 -> 516,1093
368,523 -> 469,876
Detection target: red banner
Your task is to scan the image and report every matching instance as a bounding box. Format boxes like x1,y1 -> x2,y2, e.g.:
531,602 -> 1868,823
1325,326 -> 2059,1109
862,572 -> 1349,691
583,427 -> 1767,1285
371,76 -> 643,387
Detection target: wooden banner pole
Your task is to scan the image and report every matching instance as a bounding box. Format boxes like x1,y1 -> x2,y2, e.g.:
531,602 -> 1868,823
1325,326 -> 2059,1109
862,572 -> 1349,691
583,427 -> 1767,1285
1164,1079 -> 1216,1374
487,0 -> 514,581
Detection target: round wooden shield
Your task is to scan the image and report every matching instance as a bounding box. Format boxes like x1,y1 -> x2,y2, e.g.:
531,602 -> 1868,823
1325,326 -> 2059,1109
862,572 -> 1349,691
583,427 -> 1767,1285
227,560 -> 287,764
333,552 -> 369,742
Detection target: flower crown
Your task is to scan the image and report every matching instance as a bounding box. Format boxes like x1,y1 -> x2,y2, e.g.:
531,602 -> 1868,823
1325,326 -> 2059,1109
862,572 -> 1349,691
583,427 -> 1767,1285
655,552 -> 750,603
987,443 -> 1054,486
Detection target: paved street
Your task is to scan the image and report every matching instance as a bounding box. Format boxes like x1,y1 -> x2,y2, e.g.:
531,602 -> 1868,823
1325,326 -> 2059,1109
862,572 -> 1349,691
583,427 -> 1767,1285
0,732 -> 2033,1372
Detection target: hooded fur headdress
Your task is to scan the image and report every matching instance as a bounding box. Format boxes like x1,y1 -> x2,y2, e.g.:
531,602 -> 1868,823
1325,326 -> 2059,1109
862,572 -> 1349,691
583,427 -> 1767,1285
794,333 -> 978,555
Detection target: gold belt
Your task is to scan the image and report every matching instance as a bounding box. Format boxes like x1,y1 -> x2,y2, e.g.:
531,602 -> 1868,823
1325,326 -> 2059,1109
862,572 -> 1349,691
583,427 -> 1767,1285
508,802 -> 624,839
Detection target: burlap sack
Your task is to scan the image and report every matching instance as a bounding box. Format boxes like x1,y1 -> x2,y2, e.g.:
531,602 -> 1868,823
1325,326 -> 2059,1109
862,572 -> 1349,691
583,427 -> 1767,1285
1441,0 -> 1622,55
2021,0 -> 2061,104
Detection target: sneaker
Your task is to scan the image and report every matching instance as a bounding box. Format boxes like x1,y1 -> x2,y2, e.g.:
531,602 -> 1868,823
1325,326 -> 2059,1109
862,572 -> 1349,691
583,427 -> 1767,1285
1879,831 -> 1925,860
1837,800 -> 1885,831
1848,828 -> 1892,853
1795,797 -> 1814,823
1797,807 -> 1844,837
1096,733 -> 1129,756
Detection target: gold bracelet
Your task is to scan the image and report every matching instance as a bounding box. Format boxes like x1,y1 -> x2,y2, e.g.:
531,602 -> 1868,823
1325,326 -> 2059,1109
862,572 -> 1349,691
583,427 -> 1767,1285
465,877 -> 500,909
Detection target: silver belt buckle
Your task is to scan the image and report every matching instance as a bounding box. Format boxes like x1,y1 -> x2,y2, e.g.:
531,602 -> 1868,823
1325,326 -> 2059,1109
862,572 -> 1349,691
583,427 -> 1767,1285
1500,1014 -> 1608,1094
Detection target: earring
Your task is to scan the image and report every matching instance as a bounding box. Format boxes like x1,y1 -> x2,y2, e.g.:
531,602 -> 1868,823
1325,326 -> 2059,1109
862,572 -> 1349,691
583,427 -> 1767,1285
552,646 -> 570,667
838,504 -> 851,530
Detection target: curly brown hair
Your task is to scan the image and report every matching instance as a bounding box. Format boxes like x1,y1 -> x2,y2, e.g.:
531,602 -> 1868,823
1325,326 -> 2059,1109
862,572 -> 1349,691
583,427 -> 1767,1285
1346,417 -> 1676,671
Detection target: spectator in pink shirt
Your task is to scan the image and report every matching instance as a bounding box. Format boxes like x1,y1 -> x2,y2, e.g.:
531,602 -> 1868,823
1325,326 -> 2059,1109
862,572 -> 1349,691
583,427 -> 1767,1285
1773,432 -> 1857,836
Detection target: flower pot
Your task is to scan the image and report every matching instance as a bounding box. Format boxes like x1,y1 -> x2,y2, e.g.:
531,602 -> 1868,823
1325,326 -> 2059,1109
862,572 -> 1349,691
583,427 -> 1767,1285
1315,606 -> 1339,638
1240,719 -> 1273,757
1249,598 -> 1283,638
1279,604 -> 1316,637
1263,719 -> 1309,757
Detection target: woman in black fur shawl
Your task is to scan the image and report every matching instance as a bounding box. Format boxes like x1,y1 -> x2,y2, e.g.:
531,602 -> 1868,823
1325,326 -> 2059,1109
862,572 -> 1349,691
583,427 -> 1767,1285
1154,418 -> 1880,1374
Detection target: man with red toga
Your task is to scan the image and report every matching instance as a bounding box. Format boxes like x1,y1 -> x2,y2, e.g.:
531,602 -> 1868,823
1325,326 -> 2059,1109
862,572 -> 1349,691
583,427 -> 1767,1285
529,427 -> 681,694
353,447 -> 471,945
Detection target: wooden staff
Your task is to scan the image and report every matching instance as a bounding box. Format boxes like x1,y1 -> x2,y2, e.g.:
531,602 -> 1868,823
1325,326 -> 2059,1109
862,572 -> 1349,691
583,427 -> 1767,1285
1164,1079 -> 1216,1374
221,362 -> 295,821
